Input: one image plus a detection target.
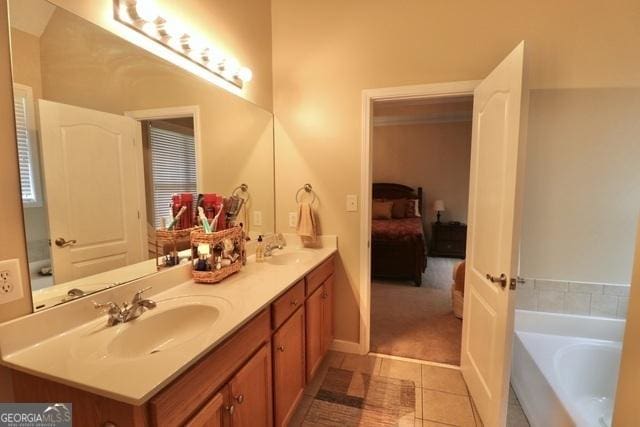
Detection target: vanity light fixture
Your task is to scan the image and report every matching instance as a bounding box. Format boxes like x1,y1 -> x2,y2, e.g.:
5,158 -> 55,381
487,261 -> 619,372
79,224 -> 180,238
113,0 -> 253,88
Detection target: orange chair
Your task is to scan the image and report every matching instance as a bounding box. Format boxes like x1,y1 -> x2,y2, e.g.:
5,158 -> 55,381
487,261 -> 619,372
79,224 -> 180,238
452,261 -> 465,319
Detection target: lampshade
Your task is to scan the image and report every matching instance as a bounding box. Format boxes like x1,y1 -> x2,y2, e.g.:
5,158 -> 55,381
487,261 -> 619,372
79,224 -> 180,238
434,200 -> 445,212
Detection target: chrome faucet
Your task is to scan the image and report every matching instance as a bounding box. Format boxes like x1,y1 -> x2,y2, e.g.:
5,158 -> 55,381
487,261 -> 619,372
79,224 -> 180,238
93,287 -> 157,326
264,233 -> 286,257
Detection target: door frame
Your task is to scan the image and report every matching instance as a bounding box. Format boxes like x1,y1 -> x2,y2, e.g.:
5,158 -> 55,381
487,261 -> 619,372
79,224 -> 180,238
125,105 -> 203,191
358,81 -> 480,355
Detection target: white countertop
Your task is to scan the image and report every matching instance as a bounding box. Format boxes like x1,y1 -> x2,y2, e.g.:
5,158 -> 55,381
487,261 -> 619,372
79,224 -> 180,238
0,236 -> 337,405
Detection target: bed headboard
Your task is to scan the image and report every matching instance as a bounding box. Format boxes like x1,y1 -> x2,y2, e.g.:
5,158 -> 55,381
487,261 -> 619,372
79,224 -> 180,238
372,183 -> 423,216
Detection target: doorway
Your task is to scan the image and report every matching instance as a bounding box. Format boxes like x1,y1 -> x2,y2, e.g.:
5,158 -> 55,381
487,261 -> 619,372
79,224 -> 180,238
369,95 -> 474,365
358,81 -> 479,359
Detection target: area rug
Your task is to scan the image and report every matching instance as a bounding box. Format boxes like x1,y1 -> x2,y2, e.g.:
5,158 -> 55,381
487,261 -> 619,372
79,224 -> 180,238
302,367 -> 416,426
371,257 -> 462,365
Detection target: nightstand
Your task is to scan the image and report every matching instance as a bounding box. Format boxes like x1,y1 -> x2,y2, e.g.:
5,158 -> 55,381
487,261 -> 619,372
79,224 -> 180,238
430,222 -> 467,258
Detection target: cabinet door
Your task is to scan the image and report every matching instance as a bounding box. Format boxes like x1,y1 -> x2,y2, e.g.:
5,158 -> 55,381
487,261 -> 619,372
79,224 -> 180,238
321,275 -> 334,354
186,389 -> 229,427
229,344 -> 273,427
273,307 -> 306,426
305,285 -> 324,381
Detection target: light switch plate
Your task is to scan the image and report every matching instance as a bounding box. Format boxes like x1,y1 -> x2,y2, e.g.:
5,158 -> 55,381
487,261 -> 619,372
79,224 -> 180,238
288,212 -> 297,228
0,258 -> 24,304
253,210 -> 263,227
346,194 -> 358,212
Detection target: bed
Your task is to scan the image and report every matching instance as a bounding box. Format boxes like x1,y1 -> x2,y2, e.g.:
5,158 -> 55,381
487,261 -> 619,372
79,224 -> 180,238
371,183 -> 427,286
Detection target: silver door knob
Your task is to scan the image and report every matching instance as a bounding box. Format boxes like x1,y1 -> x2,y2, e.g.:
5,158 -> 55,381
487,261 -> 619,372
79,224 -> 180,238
234,394 -> 244,404
226,405 -> 235,415
277,345 -> 285,352
55,237 -> 77,248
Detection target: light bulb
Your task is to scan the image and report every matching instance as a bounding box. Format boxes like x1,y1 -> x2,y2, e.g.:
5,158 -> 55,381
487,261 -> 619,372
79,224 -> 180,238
133,0 -> 158,22
222,57 -> 240,78
237,67 -> 253,82
162,19 -> 186,39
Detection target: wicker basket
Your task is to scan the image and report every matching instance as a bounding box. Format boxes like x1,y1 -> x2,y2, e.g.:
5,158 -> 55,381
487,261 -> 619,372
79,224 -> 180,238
191,226 -> 245,284
155,226 -> 201,268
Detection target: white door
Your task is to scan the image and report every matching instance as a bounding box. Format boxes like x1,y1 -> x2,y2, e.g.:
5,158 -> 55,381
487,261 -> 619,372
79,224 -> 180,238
39,100 -> 146,284
461,42 -> 528,427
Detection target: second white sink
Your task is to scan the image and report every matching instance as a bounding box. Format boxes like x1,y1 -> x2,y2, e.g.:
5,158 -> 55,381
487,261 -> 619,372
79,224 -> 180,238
266,252 -> 313,266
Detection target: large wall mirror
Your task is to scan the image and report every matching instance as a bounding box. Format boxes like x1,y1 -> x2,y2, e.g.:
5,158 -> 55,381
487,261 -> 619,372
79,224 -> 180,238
8,0 -> 275,311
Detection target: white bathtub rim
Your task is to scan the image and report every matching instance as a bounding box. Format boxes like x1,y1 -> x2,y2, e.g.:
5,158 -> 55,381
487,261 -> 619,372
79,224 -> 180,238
514,330 -> 621,427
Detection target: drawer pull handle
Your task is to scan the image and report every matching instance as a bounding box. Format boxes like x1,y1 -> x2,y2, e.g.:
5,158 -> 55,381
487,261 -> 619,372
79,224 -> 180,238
234,394 -> 244,404
226,404 -> 235,415
277,345 -> 285,352
290,300 -> 298,306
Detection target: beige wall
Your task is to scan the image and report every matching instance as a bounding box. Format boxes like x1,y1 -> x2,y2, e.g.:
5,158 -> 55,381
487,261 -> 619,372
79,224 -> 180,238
372,121 -> 472,237
521,88 -> 640,285
272,0 -> 640,343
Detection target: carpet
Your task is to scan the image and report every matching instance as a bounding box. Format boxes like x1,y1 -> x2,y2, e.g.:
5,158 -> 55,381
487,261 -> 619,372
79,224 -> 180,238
303,367 -> 416,426
371,257 -> 462,365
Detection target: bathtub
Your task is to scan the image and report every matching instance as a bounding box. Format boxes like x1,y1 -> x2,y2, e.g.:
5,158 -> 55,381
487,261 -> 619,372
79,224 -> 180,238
511,310 -> 625,427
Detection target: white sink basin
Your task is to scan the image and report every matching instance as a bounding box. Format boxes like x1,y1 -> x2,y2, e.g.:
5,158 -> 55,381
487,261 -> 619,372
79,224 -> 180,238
267,252 -> 313,266
71,295 -> 230,361
107,304 -> 221,359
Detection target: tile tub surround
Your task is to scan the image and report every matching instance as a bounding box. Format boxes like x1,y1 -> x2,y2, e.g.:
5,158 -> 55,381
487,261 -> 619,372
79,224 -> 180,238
516,278 -> 630,318
0,235 -> 337,404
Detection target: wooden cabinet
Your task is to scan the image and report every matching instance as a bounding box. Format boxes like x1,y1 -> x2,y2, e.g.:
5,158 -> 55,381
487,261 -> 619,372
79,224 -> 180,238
150,310 -> 271,427
185,391 -> 227,427
228,344 -> 273,427
305,284 -> 324,381
305,274 -> 334,381
430,222 -> 467,258
273,307 -> 306,426
321,274 -> 334,353
10,256 -> 336,427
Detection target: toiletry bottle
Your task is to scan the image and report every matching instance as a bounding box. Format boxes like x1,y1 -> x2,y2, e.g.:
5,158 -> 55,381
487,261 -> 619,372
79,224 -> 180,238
256,235 -> 265,262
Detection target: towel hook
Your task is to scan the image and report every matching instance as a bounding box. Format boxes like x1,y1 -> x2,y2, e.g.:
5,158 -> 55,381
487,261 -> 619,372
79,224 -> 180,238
295,183 -> 317,204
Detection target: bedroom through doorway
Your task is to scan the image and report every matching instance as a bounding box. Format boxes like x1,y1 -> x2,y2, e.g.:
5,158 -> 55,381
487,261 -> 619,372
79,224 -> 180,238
369,95 -> 473,366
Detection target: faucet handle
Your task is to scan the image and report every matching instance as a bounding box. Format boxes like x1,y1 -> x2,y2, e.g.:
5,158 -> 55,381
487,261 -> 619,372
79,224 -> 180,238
131,287 -> 152,303
93,301 -> 120,313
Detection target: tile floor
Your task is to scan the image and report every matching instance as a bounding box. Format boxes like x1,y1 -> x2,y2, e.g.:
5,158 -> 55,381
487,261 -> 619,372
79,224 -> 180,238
291,352 -> 495,426
290,352 -> 531,426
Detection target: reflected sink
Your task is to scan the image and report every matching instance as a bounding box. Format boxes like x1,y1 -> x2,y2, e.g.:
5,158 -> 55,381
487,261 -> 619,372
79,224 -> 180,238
107,304 -> 221,359
266,252 -> 312,266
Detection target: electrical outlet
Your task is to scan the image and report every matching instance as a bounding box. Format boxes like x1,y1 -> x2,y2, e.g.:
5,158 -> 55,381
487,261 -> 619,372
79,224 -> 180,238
346,194 -> 358,212
0,258 -> 24,304
253,210 -> 263,227
288,212 -> 297,228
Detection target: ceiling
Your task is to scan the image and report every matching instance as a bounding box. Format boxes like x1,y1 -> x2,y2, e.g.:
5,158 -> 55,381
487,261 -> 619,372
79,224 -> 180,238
9,0 -> 56,37
373,95 -> 473,126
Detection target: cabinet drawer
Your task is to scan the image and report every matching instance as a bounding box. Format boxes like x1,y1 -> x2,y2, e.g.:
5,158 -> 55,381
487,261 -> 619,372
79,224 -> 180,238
305,256 -> 334,295
272,280 -> 305,329
149,309 -> 271,427
437,228 -> 466,241
436,240 -> 465,253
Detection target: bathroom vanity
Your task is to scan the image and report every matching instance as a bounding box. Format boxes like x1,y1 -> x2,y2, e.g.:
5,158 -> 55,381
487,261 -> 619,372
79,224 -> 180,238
0,241 -> 336,427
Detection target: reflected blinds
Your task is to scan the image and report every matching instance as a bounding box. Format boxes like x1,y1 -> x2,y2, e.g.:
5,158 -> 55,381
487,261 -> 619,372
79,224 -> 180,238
149,125 -> 197,227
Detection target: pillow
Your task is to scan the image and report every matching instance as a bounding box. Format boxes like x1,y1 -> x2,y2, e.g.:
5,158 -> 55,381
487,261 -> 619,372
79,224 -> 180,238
405,199 -> 421,217
372,200 -> 393,219
391,199 -> 407,219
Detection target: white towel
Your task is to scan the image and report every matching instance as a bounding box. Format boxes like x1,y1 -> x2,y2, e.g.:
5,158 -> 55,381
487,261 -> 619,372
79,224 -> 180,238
296,202 -> 317,244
